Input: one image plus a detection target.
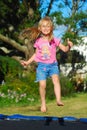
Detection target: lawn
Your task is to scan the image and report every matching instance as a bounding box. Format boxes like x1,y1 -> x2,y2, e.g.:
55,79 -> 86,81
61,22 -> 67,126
0,93 -> 87,119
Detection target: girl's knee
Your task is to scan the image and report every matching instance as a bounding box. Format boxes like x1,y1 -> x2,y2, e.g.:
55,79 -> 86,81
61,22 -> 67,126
52,76 -> 60,85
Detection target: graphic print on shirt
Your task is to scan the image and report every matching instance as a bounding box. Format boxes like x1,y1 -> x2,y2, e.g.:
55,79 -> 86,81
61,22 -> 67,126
41,43 -> 51,60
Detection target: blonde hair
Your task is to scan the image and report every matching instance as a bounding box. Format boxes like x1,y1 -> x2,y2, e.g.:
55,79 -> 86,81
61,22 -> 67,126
20,16 -> 54,42
38,16 -> 54,41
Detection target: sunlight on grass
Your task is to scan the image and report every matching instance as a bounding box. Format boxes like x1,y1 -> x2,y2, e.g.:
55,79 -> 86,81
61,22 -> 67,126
0,93 -> 87,118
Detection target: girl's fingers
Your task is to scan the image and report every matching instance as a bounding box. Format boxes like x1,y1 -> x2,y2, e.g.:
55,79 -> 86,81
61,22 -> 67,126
67,38 -> 69,42
20,61 -> 26,66
20,63 -> 24,66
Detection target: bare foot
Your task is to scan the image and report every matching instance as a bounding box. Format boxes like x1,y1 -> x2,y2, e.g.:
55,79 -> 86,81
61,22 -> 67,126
57,102 -> 64,106
41,105 -> 47,112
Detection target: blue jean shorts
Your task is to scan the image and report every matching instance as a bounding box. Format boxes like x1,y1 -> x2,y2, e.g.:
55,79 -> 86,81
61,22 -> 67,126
35,62 -> 59,82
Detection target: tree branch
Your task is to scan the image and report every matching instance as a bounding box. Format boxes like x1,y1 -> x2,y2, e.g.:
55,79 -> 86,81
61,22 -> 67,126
45,0 -> 54,16
0,34 -> 27,53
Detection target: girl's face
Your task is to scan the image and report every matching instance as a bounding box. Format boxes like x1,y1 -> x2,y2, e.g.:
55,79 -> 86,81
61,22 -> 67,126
39,21 -> 52,36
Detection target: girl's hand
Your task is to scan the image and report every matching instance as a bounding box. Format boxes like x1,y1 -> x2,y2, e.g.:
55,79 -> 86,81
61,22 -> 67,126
67,38 -> 73,47
20,60 -> 28,67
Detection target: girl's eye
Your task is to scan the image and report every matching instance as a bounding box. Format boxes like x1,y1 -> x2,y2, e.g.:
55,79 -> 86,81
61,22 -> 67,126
42,25 -> 50,28
47,26 -> 50,28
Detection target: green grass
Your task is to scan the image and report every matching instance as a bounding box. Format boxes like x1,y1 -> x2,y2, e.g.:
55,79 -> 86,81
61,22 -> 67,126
0,93 -> 87,118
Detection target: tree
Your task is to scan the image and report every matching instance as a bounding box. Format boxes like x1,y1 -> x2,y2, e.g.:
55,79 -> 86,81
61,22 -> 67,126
0,0 -> 87,61
0,0 -> 40,60
50,0 -> 87,43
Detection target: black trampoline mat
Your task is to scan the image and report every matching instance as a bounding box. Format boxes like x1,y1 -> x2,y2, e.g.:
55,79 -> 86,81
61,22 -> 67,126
0,119 -> 87,130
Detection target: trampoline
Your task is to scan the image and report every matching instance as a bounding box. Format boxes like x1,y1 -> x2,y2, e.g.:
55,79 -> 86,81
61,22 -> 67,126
0,114 -> 87,130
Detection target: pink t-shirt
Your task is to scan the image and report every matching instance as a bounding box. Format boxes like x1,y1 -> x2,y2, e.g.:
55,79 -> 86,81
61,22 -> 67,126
34,37 -> 61,64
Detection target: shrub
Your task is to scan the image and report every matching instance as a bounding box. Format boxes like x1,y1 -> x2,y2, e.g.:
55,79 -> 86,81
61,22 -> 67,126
46,74 -> 75,101
0,56 -> 39,106
60,74 -> 75,96
0,75 -> 39,107
0,56 -> 75,106
0,56 -> 22,83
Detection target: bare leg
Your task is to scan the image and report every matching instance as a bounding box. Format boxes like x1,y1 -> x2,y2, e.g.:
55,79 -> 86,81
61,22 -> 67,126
39,80 -> 47,112
52,74 -> 64,106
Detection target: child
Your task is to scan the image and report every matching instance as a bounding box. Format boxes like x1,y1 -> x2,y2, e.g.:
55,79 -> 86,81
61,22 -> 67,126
21,16 -> 73,112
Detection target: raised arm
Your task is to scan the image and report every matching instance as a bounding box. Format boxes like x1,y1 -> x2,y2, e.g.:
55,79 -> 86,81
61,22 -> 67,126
59,38 -> 73,52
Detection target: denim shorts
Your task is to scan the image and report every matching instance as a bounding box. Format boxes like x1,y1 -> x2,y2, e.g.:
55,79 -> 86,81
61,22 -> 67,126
35,62 -> 59,82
